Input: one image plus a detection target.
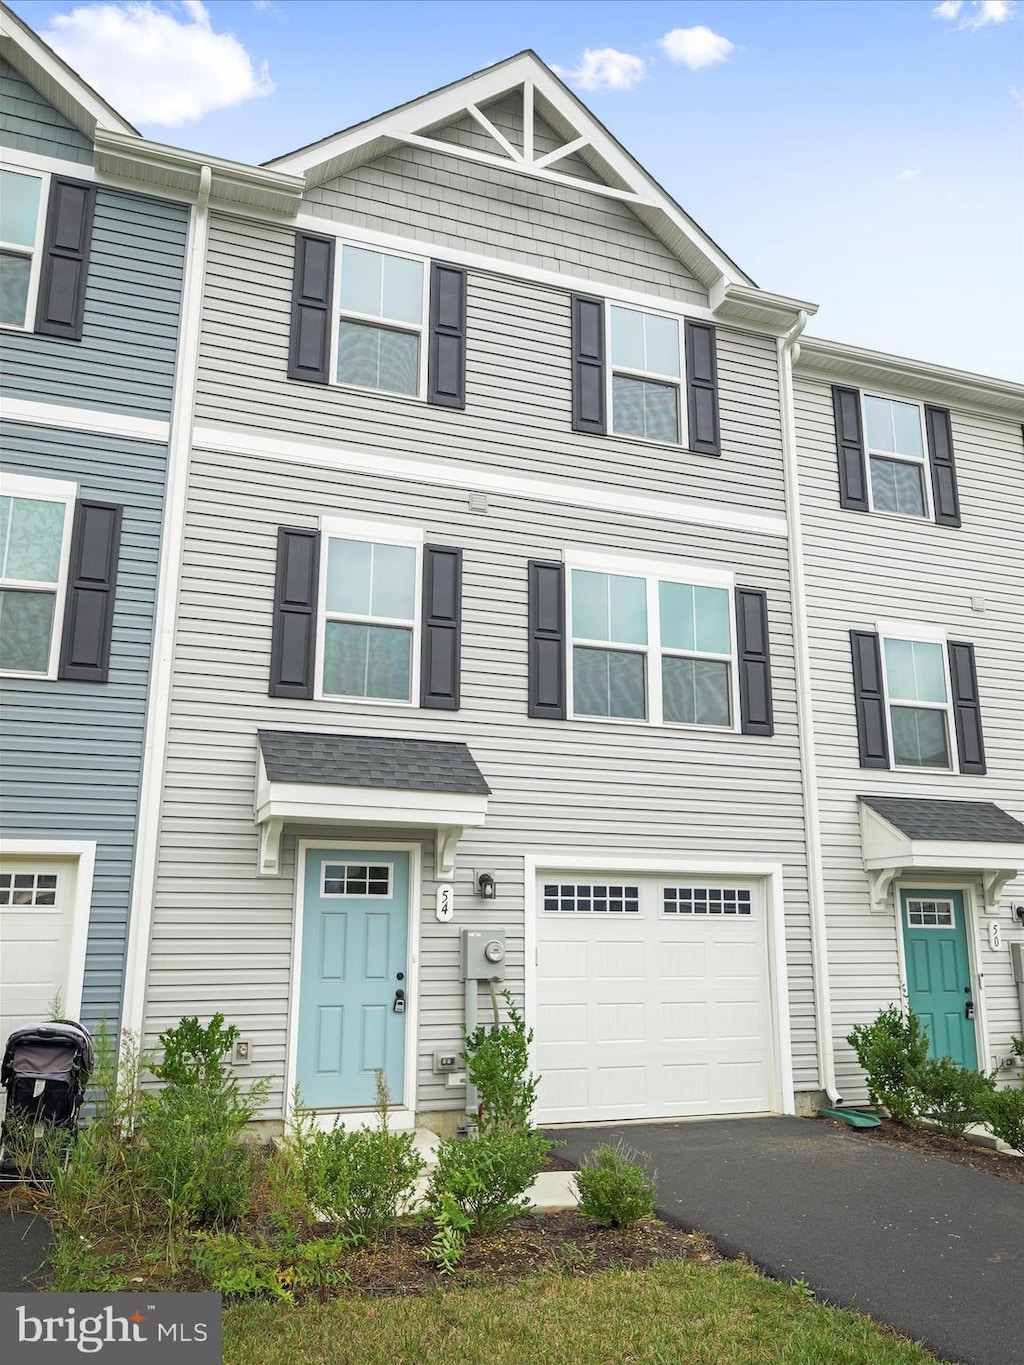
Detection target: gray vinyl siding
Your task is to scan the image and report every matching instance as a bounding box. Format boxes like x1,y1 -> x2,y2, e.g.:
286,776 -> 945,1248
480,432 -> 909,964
0,421 -> 167,1032
794,374 -> 1024,1097
0,57 -> 93,164
196,214 -> 783,516
145,447 -> 815,1119
0,188 -> 188,418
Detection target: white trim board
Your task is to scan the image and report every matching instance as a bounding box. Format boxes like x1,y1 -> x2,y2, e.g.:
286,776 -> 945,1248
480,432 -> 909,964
1,396 -> 170,445
192,424 -> 789,540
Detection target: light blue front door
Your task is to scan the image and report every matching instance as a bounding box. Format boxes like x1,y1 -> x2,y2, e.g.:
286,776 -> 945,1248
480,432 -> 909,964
901,889 -> 978,1070
297,849 -> 409,1109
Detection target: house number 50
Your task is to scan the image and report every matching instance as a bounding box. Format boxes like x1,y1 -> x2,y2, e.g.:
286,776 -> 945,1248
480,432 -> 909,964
988,921 -> 1002,951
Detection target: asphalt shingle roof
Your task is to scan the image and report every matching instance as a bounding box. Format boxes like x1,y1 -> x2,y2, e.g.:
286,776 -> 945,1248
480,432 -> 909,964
859,796 -> 1024,843
258,731 -> 490,796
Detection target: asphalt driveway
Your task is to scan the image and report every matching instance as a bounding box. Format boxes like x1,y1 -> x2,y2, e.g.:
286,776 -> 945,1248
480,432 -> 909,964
0,1209 -> 50,1292
547,1116 -> 1023,1365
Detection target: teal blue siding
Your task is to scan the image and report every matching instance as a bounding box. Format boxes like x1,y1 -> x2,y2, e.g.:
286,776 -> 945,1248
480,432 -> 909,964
0,188 -> 188,419
0,56 -> 94,164
0,421 -> 167,1032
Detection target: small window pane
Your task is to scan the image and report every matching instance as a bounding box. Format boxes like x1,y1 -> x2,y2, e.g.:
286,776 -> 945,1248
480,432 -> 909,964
660,582 -> 730,654
573,646 -> 645,718
659,582 -> 695,652
612,375 -> 679,444
327,538 -> 415,621
890,705 -> 950,767
870,457 -> 925,517
643,312 -> 680,377
864,396 -> 896,454
323,622 -> 412,700
610,306 -> 645,370
381,254 -> 423,325
0,497 -> 66,583
0,590 -> 55,672
572,571 -> 646,645
337,320 -> 419,395
662,657 -> 731,727
340,245 -> 383,317
370,542 -> 417,619
0,252 -> 32,327
0,171 -> 42,247
326,538 -> 372,615
695,586 -> 731,654
891,401 -> 924,458
885,638 -> 946,703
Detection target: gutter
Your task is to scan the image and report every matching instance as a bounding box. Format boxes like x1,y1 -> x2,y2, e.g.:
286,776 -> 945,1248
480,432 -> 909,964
777,312 -> 842,1106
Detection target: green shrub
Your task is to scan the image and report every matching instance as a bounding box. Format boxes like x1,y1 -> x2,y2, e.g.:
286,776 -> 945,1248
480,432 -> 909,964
463,992 -> 538,1134
423,1194 -> 472,1275
847,1005 -> 931,1125
573,1142 -> 657,1227
917,1057 -> 996,1138
426,1128 -> 550,1233
983,1086 -> 1024,1153
1010,1036 -> 1024,1060
191,1231 -> 292,1302
299,1122 -> 424,1239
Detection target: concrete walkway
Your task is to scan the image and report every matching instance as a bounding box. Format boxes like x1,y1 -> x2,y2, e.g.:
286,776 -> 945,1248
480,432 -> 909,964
547,1116 -> 1023,1365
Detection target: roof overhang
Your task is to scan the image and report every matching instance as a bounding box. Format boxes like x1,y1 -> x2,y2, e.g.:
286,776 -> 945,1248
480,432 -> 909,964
860,801 -> 1024,912
255,751 -> 489,879
710,280 -> 818,335
796,337 -> 1024,420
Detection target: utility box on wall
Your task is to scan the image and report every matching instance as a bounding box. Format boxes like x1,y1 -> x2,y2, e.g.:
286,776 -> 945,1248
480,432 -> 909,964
461,928 -> 506,981
1011,941 -> 1024,984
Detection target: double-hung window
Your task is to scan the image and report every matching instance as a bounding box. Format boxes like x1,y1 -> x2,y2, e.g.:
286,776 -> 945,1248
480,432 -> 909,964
567,553 -> 736,728
336,245 -> 426,397
0,166 -> 46,330
863,395 -> 930,518
608,305 -> 682,445
0,474 -> 75,678
317,519 -> 423,703
880,631 -> 954,769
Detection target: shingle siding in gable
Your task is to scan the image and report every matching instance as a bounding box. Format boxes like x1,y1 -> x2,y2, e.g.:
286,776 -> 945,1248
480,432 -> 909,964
0,188 -> 188,418
0,420 -> 167,1033
0,56 -> 94,164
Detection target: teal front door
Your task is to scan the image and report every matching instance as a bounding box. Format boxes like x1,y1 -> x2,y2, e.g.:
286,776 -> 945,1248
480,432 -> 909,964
901,889 -> 978,1069
297,849 -> 409,1109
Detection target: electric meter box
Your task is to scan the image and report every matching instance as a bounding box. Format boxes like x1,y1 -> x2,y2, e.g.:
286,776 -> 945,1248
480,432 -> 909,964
1011,941 -> 1024,984
461,928 -> 506,982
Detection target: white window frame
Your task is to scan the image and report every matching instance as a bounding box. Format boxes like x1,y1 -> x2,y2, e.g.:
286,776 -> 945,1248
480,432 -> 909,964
565,548 -> 738,731
0,161 -> 50,333
876,619 -> 956,773
315,515 -> 424,706
331,241 -> 430,401
606,302 -> 686,448
861,391 -> 933,522
0,472 -> 76,680
905,897 -> 956,929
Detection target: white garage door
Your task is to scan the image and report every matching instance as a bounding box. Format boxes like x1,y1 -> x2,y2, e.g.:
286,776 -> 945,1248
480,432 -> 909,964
535,875 -> 776,1124
0,860 -> 76,1045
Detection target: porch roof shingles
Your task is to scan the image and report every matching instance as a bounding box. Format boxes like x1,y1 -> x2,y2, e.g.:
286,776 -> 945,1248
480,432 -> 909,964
257,730 -> 491,796
859,796 -> 1024,844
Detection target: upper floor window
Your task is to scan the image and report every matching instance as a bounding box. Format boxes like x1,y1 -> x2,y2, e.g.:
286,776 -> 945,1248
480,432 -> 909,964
881,635 -> 952,768
609,305 -> 682,445
337,245 -> 426,397
0,474 -> 75,678
864,396 -> 928,518
0,168 -> 45,330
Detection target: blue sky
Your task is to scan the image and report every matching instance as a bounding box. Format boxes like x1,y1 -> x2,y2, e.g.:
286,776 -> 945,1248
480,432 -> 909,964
11,0 -> 1024,379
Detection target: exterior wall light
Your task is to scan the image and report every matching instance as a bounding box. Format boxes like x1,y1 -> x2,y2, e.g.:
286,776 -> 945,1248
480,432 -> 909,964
476,872 -> 496,900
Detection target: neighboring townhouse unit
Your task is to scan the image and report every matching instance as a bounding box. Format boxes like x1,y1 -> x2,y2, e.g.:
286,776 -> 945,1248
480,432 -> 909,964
0,5 -> 301,1048
134,52 -> 838,1132
791,342 -> 1024,1100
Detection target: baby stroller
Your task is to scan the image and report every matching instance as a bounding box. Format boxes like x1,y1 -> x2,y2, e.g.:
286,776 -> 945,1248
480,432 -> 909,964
0,1020 -> 94,1180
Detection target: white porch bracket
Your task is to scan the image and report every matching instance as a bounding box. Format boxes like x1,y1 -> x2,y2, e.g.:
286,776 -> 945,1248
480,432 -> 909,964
259,816 -> 284,878
435,827 -> 462,881
981,869 -> 1018,912
867,865 -> 901,914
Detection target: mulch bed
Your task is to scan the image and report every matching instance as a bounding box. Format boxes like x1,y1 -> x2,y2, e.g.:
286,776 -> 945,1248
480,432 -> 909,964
821,1116 -> 1024,1184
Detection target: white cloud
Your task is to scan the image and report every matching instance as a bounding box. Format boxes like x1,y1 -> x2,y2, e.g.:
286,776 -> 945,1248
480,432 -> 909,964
553,47 -> 647,92
659,26 -> 735,70
41,1 -> 275,127
897,168 -> 922,180
933,0 -> 1015,28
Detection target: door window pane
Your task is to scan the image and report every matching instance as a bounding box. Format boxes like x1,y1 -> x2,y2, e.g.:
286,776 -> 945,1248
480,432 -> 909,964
326,539 -> 415,619
573,646 -> 645,718
890,705 -> 950,767
323,622 -> 412,699
884,638 -> 947,703
0,496 -> 67,583
659,582 -> 730,654
0,589 -> 55,672
572,570 -> 646,645
612,375 -> 679,443
870,457 -> 925,516
0,252 -> 31,327
338,320 -> 419,395
0,171 -> 42,247
662,656 -> 731,726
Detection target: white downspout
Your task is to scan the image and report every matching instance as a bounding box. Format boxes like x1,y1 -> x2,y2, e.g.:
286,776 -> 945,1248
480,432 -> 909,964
778,312 -> 842,1106
120,165 -> 212,1055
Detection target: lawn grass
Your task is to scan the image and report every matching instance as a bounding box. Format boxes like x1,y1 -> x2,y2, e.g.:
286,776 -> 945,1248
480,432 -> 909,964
223,1258 -> 938,1365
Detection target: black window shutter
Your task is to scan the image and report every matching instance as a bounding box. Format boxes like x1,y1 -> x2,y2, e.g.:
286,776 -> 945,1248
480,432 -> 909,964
420,544 -> 462,709
948,641 -> 986,774
571,295 -> 605,434
34,178 -> 96,341
269,528 -> 320,698
288,233 -> 335,383
850,630 -> 890,768
924,405 -> 961,528
685,320 -> 721,456
427,263 -> 467,409
528,561 -> 566,719
735,587 -> 773,736
57,499 -> 122,682
832,386 -> 869,511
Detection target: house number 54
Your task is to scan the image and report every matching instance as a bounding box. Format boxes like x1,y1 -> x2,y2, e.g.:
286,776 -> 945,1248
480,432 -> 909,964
988,920 -> 1002,951
436,885 -> 454,922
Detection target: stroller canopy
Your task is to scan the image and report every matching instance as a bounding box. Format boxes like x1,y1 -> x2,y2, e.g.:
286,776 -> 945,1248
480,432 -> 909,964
1,1021 -> 94,1087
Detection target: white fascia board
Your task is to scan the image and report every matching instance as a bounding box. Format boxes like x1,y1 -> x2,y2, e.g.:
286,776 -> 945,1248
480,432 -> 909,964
711,280 -> 819,333
0,9 -> 136,138
863,841 -> 1024,872
796,336 -> 1024,420
256,782 -> 489,831
94,129 -> 304,216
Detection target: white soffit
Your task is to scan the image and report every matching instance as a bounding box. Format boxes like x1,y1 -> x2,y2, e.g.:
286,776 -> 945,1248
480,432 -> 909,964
860,803 -> 1024,912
